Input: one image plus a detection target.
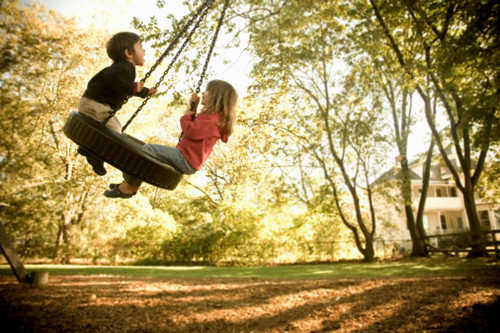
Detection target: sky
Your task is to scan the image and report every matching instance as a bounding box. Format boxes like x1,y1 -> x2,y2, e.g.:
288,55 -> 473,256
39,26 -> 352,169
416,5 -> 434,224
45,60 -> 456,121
26,0 -> 253,95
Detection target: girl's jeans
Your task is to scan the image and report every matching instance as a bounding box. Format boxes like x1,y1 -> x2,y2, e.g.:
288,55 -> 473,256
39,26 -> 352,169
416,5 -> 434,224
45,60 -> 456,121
123,144 -> 196,187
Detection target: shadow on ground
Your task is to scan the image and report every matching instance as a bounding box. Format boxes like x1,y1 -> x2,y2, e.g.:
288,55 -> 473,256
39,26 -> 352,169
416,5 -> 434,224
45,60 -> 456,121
1,273 -> 499,332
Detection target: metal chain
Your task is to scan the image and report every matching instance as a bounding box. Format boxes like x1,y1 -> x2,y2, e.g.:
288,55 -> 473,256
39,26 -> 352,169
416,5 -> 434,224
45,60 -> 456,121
101,0 -> 214,127
122,0 -> 216,131
180,0 -> 229,142
194,0 -> 229,95
141,0 -> 215,85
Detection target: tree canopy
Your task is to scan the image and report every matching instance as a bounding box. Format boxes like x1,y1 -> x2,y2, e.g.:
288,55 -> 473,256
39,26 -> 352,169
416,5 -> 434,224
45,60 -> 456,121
1,0 -> 498,264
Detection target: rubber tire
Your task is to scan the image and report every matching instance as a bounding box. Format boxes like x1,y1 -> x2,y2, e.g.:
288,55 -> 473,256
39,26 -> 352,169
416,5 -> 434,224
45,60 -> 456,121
63,111 -> 183,190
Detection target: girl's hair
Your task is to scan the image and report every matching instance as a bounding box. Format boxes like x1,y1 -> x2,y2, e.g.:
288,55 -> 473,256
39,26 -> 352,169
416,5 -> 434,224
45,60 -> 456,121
202,80 -> 238,137
106,32 -> 141,61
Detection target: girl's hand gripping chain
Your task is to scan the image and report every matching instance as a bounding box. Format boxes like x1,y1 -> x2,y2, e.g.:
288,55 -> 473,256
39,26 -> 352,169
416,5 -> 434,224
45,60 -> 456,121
187,93 -> 200,117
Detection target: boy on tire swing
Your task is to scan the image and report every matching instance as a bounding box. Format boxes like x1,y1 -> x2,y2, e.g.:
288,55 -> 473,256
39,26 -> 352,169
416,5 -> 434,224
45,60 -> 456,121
77,31 -> 157,175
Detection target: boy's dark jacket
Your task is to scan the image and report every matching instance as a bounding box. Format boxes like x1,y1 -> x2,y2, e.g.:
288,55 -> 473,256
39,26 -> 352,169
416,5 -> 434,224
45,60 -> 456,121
83,59 -> 149,111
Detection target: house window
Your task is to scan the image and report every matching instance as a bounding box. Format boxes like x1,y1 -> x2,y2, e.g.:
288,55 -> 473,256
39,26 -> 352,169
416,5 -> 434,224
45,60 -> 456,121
457,217 -> 463,229
450,187 -> 457,197
440,215 -> 447,230
436,189 -> 442,197
479,211 -> 491,229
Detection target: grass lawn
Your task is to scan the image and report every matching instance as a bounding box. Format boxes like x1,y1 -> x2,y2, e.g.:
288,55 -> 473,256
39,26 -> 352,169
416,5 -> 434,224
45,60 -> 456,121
1,256 -> 498,279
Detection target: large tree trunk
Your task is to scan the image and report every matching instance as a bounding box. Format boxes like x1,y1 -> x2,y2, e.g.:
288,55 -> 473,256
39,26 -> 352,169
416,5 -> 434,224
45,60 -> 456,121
54,224 -> 62,259
414,139 -> 434,256
404,206 -> 426,256
400,157 -> 427,257
362,234 -> 375,262
463,184 -> 486,257
328,178 -> 376,263
62,217 -> 71,264
346,219 -> 375,263
54,213 -> 72,264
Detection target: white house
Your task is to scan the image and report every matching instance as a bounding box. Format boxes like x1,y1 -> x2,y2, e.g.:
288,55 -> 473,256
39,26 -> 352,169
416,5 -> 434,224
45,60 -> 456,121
374,156 -> 499,251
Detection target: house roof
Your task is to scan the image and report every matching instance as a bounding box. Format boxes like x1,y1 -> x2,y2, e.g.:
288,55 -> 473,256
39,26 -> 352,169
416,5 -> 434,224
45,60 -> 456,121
372,150 -> 477,187
372,167 -> 421,186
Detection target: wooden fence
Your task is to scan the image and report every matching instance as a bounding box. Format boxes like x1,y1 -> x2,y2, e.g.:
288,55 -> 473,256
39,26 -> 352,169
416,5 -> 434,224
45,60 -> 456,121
424,229 -> 500,259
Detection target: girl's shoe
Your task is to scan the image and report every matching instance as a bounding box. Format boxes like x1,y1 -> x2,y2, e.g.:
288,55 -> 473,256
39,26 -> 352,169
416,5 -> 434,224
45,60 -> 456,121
104,184 -> 136,199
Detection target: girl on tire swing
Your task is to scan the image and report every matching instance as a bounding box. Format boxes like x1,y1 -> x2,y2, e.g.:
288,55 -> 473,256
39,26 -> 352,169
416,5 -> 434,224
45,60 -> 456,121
104,79 -> 238,199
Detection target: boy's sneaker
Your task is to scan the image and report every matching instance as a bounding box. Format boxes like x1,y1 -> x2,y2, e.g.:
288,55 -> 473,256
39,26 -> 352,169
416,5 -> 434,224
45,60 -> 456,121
86,156 -> 107,176
77,147 -> 106,176
77,146 -> 89,156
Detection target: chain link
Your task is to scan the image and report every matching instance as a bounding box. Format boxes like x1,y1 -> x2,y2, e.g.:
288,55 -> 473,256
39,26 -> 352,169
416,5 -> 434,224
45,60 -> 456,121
122,0 -> 216,131
141,0 -> 215,85
194,0 -> 229,95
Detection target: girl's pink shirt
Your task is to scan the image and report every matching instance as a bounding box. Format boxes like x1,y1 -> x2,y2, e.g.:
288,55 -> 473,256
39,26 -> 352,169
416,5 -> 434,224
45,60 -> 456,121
176,113 -> 228,170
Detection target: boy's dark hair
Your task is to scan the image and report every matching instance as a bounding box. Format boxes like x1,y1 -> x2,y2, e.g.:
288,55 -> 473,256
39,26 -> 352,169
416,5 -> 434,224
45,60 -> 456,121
106,32 -> 141,61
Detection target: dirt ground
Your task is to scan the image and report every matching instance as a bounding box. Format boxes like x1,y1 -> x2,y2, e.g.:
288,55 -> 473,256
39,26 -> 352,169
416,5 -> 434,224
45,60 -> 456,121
1,273 -> 499,333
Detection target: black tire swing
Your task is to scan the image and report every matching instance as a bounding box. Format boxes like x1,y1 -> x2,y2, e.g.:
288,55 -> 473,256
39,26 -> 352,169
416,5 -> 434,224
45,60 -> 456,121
63,0 -> 228,190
